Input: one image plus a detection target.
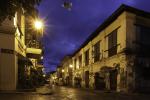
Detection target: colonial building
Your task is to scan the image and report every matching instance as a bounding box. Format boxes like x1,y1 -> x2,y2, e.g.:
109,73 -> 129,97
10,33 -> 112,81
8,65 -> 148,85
55,66 -> 63,85
0,8 -> 43,90
60,56 -> 73,86
59,5 -> 150,92
0,9 -> 27,90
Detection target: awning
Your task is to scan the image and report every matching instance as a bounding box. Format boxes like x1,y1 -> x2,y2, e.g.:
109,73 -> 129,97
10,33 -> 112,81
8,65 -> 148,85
26,48 -> 42,54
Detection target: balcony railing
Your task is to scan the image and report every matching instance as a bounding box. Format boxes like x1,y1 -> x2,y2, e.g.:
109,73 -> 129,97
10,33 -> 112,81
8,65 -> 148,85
108,45 -> 117,57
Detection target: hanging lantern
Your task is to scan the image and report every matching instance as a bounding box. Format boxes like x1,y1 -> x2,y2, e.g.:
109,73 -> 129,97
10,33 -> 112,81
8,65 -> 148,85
62,1 -> 72,11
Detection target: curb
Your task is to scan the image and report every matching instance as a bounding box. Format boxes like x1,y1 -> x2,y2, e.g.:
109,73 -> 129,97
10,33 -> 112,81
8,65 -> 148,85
0,91 -> 54,95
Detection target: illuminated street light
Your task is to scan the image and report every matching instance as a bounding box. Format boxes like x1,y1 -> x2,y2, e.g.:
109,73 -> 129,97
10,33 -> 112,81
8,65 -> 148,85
54,76 -> 57,79
76,65 -> 79,69
62,69 -> 64,73
69,64 -> 73,68
34,20 -> 43,30
43,74 -> 46,77
41,56 -> 43,60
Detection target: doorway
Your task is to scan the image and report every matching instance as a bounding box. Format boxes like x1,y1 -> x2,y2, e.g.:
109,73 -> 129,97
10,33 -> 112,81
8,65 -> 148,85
109,69 -> 118,90
85,71 -> 89,88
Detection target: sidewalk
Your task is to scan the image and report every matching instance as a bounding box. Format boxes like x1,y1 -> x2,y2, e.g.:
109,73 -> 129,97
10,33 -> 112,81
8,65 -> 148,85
0,84 -> 53,95
36,84 -> 53,95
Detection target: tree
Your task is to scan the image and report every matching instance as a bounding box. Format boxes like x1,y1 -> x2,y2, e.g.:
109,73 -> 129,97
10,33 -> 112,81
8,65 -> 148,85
0,0 -> 42,23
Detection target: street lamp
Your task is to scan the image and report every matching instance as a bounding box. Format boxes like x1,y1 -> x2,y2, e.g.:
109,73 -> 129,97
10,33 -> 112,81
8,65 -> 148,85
62,69 -> 64,73
33,19 -> 44,38
41,56 -> 43,60
43,74 -> 46,77
34,20 -> 43,30
33,19 -> 44,60
69,64 -> 73,68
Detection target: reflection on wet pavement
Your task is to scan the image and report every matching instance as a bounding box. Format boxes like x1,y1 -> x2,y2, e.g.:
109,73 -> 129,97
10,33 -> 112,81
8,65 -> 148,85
0,86 -> 150,100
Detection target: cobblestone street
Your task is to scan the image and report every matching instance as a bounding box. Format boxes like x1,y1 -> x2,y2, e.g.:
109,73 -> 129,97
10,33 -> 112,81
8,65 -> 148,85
0,86 -> 150,100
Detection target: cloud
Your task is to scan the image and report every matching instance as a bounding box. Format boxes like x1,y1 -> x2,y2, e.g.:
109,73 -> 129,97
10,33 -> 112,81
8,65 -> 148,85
38,0 -> 150,72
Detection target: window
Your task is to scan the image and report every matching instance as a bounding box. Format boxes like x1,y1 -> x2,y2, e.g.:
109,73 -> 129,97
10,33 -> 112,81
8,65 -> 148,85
93,41 -> 100,62
79,55 -> 82,68
136,25 -> 150,45
108,29 -> 117,57
85,49 -> 89,66
74,59 -> 76,70
136,25 -> 150,56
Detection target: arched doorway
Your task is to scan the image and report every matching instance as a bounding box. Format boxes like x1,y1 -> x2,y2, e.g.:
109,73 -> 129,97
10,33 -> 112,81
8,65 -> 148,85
94,72 -> 105,90
109,69 -> 118,90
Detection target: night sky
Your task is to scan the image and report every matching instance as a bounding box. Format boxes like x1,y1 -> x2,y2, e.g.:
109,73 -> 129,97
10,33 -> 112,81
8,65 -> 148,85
38,0 -> 150,73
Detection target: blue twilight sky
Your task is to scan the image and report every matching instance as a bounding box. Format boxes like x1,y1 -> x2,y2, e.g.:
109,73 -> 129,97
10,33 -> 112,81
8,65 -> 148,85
38,0 -> 150,73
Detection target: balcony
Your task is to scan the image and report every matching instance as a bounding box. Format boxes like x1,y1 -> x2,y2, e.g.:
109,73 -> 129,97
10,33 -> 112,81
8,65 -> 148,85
108,45 -> 117,57
26,47 -> 42,58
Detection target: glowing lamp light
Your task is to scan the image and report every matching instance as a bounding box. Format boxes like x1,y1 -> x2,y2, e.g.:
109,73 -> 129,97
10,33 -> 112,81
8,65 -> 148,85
76,65 -> 79,69
34,20 -> 43,30
62,69 -> 64,73
41,56 -> 43,60
69,64 -> 73,68
43,74 -> 46,77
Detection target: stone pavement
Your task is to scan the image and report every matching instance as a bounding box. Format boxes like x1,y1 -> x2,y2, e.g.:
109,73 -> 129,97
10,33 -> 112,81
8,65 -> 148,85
36,84 -> 54,94
0,86 -> 150,100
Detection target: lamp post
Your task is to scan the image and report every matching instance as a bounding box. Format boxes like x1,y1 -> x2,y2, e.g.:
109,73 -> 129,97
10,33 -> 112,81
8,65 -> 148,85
33,19 -> 44,60
34,19 -> 45,82
33,19 -> 44,51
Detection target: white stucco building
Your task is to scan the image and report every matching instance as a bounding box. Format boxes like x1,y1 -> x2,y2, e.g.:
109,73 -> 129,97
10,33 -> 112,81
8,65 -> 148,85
0,8 -> 43,90
0,9 -> 26,90
58,5 -> 150,93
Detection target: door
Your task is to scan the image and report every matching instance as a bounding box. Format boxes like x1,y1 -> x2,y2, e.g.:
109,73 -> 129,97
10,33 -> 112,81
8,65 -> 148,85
85,71 -> 89,88
109,69 -> 118,90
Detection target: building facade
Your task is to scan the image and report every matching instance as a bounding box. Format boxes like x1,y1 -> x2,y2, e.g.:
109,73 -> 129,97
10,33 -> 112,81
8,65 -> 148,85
0,9 -> 26,90
0,8 -> 43,90
58,5 -> 150,92
60,56 -> 73,86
